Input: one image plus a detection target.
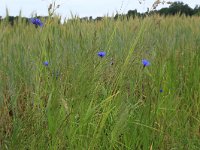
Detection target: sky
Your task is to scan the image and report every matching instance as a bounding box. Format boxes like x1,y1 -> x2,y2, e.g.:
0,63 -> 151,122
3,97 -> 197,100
0,0 -> 199,20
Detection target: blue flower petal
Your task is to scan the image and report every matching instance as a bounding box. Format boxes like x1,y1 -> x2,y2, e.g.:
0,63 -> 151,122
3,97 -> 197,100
30,18 -> 43,27
98,51 -> 106,58
43,61 -> 49,66
142,59 -> 150,67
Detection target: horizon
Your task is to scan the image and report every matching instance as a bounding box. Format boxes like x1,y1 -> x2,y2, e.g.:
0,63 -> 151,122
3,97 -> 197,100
0,0 -> 199,20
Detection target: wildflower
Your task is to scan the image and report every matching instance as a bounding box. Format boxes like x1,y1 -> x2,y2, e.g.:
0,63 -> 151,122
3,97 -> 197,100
43,61 -> 49,66
142,59 -> 150,67
110,58 -> 114,65
52,71 -> 60,79
30,18 -> 43,27
160,89 -> 163,93
97,51 -> 106,58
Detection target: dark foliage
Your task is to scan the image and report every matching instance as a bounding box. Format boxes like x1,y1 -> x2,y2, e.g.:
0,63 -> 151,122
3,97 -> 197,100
1,1 -> 200,24
0,16 -> 50,26
158,2 -> 194,16
91,1 -> 200,21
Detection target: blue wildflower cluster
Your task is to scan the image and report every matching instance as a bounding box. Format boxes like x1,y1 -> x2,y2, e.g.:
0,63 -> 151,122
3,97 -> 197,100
97,51 -> 106,58
39,37 -> 161,93
43,61 -> 49,66
142,59 -> 150,67
30,18 -> 43,27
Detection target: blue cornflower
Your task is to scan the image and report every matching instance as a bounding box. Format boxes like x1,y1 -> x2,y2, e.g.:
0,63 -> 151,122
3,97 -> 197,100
43,61 -> 49,66
160,89 -> 163,93
142,59 -> 150,67
98,51 -> 106,58
30,18 -> 43,27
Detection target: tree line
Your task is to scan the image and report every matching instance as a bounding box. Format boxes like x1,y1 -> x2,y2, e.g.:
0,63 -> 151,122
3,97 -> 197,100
1,1 -> 200,25
80,1 -> 200,21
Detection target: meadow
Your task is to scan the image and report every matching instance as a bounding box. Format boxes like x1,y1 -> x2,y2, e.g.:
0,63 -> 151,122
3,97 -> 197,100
0,15 -> 200,149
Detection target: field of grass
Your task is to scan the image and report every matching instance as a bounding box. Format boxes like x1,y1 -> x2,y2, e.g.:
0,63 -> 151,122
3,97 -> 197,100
0,15 -> 200,149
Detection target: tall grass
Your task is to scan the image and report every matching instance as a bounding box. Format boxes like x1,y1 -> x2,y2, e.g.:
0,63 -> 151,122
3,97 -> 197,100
0,15 -> 200,149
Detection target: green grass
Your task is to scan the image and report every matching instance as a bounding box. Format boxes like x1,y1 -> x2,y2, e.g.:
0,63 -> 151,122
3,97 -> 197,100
0,15 -> 200,149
